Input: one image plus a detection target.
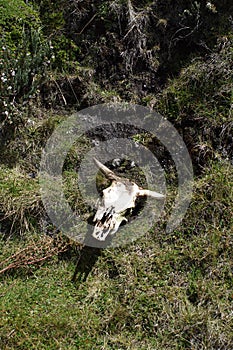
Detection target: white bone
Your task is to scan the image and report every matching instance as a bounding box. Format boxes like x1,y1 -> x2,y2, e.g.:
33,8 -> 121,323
94,157 -> 119,180
93,159 -> 164,241
138,189 -> 165,198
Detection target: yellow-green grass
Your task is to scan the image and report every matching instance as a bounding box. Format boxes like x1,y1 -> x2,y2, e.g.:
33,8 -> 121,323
0,160 -> 232,349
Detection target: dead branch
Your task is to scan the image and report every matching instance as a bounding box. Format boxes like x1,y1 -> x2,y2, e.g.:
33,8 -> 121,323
0,236 -> 69,276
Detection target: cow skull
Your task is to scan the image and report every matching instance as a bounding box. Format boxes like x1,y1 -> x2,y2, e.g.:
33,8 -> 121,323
92,158 -> 165,241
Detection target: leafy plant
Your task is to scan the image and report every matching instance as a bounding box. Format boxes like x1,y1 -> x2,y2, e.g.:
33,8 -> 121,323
0,0 -> 40,29
0,28 -> 53,135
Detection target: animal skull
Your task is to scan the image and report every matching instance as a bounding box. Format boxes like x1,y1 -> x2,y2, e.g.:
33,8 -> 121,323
92,158 -> 165,241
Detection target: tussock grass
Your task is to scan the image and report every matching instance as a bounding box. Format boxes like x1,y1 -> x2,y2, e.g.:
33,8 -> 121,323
0,166 -> 41,235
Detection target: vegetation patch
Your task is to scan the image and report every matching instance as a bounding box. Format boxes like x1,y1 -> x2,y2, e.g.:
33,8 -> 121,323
0,1 -> 232,349
0,166 -> 41,234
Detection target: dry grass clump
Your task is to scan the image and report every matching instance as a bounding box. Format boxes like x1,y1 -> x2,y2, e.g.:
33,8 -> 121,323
0,165 -> 42,234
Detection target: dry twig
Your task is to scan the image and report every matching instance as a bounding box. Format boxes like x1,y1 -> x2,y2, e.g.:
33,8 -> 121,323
0,235 -> 69,275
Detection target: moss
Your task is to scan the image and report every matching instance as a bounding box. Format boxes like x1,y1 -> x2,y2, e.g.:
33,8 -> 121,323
0,0 -> 40,27
0,0 -> 40,47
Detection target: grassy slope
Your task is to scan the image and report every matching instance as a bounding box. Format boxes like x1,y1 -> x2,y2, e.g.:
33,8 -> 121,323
0,3 -> 233,350
0,160 -> 232,349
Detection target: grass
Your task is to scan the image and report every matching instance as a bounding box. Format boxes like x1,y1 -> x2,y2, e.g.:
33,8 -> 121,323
0,160 -> 232,349
1,4 -> 232,349
0,165 -> 41,235
0,33 -> 232,349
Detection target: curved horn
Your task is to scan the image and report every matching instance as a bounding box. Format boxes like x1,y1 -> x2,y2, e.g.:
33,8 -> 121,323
94,158 -> 119,180
138,189 -> 165,199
